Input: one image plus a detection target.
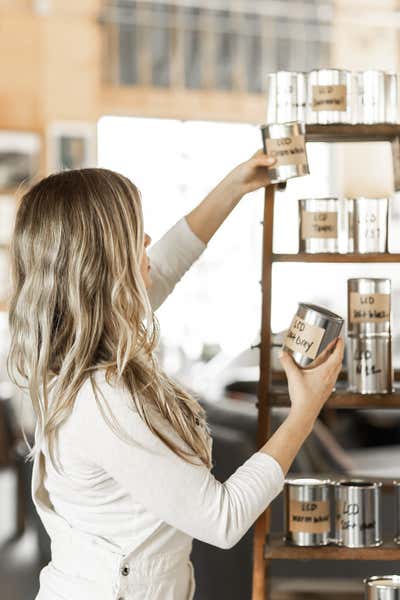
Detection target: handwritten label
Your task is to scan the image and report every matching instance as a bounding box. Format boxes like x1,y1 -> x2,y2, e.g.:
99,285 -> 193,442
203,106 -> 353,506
336,501 -> 376,533
312,85 -> 347,111
265,135 -> 307,167
289,500 -> 330,533
284,316 -> 325,360
356,212 -> 384,240
301,211 -> 338,239
349,292 -> 390,324
353,348 -> 382,377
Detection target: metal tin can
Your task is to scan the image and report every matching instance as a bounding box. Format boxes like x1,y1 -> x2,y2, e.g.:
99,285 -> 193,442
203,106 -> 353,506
282,303 -> 344,368
356,71 -> 386,124
347,335 -> 393,394
284,478 -> 332,546
260,122 -> 309,183
335,480 -> 382,548
351,198 -> 389,254
385,73 -> 399,124
266,71 -> 306,124
394,481 -> 400,544
347,198 -> 355,252
307,69 -> 352,124
299,198 -> 339,253
365,576 -> 400,599
347,278 -> 391,337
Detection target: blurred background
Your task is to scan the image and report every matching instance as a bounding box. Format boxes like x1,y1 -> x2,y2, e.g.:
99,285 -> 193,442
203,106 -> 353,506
1,1 -> 400,599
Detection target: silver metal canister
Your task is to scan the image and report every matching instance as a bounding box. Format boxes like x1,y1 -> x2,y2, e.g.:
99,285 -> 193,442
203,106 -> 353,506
299,198 -> 339,253
385,73 -> 399,124
266,71 -> 306,124
352,198 -> 389,254
356,70 -> 386,124
335,480 -> 382,548
307,69 -> 352,124
394,481 -> 400,544
282,303 -> 344,368
284,478 -> 332,546
261,122 -> 309,184
365,576 -> 400,599
347,335 -> 393,394
347,278 -> 391,337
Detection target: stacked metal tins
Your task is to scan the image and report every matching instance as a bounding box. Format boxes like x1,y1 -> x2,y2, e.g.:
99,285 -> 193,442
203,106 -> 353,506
266,70 -> 399,124
285,478 -> 331,546
299,198 -> 339,253
347,278 -> 393,394
335,480 -> 382,547
365,576 -> 400,599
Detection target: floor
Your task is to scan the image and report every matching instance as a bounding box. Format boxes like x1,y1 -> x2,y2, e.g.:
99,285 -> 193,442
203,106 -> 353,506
0,530 -> 40,600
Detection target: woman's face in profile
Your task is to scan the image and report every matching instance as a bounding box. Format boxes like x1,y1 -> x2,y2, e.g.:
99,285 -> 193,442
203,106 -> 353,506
140,233 -> 152,289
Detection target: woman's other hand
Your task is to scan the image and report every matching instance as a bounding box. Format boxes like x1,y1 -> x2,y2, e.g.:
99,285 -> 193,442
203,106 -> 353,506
224,149 -> 276,198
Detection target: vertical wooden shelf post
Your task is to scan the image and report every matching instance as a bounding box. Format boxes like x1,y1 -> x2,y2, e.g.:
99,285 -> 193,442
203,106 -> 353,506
252,184 -> 276,600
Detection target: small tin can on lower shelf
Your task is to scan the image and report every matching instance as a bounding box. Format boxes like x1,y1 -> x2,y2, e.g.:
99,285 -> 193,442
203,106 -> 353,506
260,122 -> 309,184
284,478 -> 332,546
365,576 -> 400,599
335,480 -> 382,548
282,303 -> 344,368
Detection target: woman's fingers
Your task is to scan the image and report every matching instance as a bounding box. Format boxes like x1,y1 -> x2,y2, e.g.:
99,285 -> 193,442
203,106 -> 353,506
279,350 -> 302,383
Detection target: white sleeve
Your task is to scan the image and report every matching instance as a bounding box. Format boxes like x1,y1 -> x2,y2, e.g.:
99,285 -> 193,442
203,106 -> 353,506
147,217 -> 206,311
78,385 -> 284,550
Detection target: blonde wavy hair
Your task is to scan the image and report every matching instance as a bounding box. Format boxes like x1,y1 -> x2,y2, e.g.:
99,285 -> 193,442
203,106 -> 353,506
8,168 -> 211,469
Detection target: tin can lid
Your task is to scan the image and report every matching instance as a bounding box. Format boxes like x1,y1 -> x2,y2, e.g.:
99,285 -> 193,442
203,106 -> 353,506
298,303 -> 343,323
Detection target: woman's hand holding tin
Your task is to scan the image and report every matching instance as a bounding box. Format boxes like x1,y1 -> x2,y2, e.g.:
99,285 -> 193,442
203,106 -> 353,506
280,337 -> 344,425
260,337 -> 344,476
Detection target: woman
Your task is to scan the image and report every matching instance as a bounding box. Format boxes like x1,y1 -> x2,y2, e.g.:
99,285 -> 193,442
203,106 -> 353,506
8,151 -> 343,600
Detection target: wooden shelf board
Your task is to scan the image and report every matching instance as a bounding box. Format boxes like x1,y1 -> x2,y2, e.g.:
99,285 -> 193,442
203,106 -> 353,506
305,124 -> 400,143
265,537 -> 400,561
270,386 -> 400,409
272,253 -> 400,263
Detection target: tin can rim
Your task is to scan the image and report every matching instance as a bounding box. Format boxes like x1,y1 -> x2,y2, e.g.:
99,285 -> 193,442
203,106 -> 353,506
335,479 -> 382,488
261,121 -> 304,131
364,575 -> 400,587
298,303 -> 343,323
285,477 -> 332,486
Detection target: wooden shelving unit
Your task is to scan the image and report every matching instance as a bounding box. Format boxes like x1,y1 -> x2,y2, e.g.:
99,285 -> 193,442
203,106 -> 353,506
265,537 -> 400,561
273,253 -> 400,263
252,124 -> 400,600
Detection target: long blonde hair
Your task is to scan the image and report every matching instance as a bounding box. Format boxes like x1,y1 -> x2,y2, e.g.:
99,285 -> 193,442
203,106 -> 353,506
8,168 -> 211,469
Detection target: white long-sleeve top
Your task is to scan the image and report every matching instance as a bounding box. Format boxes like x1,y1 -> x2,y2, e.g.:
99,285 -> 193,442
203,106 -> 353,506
41,217 -> 284,559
